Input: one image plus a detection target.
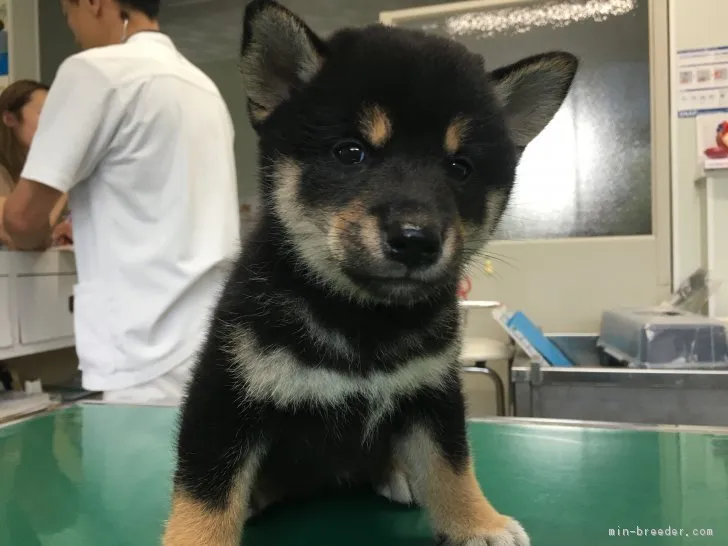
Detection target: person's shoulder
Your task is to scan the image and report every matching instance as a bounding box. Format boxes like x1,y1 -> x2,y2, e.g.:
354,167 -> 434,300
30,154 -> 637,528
172,54 -> 223,96
59,42 -> 151,74
56,50 -> 110,81
57,47 -> 155,95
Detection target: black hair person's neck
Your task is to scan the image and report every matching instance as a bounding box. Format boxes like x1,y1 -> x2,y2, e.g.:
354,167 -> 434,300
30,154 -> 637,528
121,10 -> 160,41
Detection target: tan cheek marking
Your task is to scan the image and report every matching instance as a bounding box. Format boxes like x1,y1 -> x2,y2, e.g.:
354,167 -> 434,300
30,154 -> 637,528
328,215 -> 347,261
163,488 -> 244,546
272,159 -> 303,219
440,225 -> 459,263
360,215 -> 384,259
444,116 -> 471,155
359,104 -> 392,147
328,199 -> 366,260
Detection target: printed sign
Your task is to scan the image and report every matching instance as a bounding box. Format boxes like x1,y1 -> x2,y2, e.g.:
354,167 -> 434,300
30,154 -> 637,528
677,46 -> 728,118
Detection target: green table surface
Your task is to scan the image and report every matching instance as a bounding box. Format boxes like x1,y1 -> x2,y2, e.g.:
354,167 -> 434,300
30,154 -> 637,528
1,404 -> 727,546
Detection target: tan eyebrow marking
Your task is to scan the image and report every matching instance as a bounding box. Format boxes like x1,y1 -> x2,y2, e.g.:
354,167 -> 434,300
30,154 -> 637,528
359,104 -> 392,148
444,116 -> 471,154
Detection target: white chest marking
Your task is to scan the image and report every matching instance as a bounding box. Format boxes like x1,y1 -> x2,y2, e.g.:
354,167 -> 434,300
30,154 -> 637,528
226,326 -> 460,417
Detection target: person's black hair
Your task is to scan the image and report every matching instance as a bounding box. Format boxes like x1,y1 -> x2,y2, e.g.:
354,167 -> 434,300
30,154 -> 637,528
67,0 -> 160,19
120,0 -> 161,19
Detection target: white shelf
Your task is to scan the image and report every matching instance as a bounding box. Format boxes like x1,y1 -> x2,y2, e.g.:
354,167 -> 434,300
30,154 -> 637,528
702,169 -> 728,317
0,250 -> 77,360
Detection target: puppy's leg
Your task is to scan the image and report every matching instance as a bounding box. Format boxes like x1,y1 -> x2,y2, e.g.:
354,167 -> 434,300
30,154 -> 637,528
246,477 -> 289,521
163,371 -> 265,546
396,385 -> 529,545
375,464 -> 417,506
164,449 -> 264,546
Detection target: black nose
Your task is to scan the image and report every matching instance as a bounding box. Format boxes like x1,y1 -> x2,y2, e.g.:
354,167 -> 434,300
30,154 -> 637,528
383,223 -> 442,269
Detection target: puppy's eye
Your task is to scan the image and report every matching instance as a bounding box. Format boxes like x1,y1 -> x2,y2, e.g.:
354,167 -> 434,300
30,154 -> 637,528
333,141 -> 366,165
445,158 -> 472,181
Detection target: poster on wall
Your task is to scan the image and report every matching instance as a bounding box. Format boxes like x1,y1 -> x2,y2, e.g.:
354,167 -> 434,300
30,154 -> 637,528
677,45 -> 728,118
696,109 -> 728,170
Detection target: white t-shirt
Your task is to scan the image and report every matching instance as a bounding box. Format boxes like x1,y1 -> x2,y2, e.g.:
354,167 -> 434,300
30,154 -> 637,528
22,32 -> 240,391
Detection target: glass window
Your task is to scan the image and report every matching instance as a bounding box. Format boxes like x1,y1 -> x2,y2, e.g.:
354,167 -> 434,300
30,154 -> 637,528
395,0 -> 652,240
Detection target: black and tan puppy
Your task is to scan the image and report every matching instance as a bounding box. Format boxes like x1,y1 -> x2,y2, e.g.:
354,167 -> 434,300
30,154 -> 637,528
163,1 -> 577,544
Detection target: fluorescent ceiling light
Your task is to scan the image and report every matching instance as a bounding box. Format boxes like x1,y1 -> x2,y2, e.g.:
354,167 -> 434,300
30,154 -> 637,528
443,0 -> 638,38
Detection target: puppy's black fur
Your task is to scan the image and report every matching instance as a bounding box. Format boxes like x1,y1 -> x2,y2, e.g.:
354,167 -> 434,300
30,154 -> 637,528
164,2 -> 577,545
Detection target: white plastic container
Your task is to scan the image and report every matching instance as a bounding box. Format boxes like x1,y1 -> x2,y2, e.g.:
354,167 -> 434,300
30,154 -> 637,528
597,307 -> 728,369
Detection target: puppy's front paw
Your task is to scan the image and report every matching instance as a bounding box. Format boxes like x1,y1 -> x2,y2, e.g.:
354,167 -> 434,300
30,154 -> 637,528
375,470 -> 416,506
439,517 -> 530,546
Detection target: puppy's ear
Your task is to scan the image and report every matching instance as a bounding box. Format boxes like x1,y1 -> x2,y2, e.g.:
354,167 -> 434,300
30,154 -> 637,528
239,0 -> 325,127
490,52 -> 578,149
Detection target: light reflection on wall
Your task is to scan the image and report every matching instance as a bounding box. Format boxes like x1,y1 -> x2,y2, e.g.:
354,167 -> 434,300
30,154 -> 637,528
443,0 -> 637,38
504,105 -> 580,237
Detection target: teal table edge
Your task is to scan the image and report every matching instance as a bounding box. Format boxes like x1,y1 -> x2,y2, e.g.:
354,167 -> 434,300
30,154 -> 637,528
1,403 -> 727,546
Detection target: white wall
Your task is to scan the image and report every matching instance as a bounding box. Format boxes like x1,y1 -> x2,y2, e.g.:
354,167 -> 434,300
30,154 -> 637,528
670,0 -> 728,304
6,0 -> 40,82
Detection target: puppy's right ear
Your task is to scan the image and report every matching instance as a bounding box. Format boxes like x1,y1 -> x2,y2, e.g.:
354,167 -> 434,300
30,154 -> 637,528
240,0 -> 325,128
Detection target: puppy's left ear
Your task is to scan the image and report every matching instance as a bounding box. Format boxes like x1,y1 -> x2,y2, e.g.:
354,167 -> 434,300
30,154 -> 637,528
239,0 -> 326,127
490,52 -> 578,149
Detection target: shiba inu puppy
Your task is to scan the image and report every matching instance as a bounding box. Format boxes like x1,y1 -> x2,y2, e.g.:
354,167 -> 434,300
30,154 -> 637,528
163,1 -> 577,544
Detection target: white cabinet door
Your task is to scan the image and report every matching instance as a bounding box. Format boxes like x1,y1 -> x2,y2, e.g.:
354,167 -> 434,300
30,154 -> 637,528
0,277 -> 12,348
17,273 -> 76,345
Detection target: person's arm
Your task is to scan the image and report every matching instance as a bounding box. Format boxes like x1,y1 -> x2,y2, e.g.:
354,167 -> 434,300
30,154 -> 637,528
1,166 -> 67,249
50,193 -> 68,227
0,168 -> 15,248
1,192 -> 68,250
3,56 -> 117,250
2,181 -> 62,249
0,197 -> 17,249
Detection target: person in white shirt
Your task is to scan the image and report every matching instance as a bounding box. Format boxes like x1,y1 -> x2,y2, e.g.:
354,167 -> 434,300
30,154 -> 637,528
2,0 -> 240,404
